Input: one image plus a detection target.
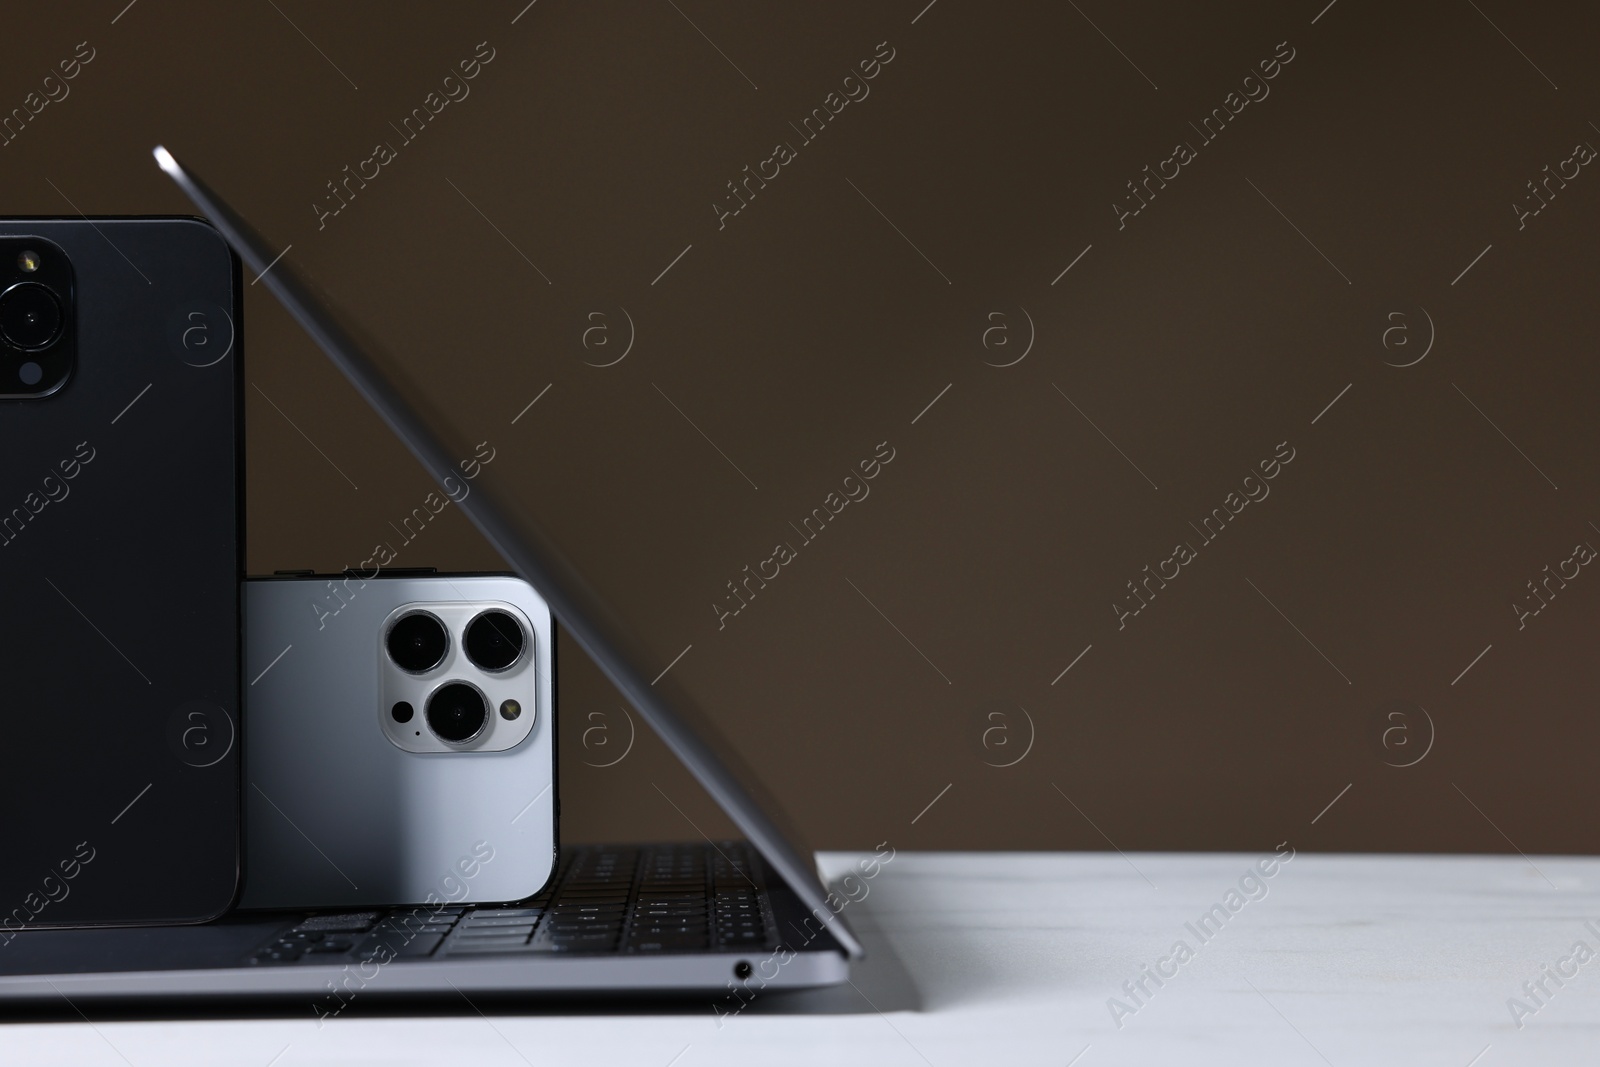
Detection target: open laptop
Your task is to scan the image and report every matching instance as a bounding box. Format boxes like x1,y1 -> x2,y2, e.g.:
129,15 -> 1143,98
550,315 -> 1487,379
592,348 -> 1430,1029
0,148 -> 861,1005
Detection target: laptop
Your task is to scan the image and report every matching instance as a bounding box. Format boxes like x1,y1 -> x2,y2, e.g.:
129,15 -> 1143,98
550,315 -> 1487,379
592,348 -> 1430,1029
0,148 -> 861,1005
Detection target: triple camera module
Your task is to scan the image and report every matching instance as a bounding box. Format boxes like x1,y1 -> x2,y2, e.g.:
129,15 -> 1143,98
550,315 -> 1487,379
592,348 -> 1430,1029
0,238 -> 75,399
382,606 -> 531,749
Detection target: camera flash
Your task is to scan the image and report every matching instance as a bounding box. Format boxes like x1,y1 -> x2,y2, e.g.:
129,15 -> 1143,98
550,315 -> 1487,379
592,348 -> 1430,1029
499,699 -> 521,721
17,250 -> 40,272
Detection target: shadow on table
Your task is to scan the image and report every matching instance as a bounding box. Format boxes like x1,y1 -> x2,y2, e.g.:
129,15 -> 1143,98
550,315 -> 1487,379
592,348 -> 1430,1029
727,906 -> 921,1017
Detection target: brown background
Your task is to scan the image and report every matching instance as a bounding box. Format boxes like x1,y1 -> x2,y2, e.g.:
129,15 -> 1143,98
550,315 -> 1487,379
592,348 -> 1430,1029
10,0 -> 1600,853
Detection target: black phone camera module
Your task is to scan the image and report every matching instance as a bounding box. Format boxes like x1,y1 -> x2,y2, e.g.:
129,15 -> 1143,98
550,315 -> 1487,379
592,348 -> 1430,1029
464,610 -> 525,671
386,612 -> 448,673
0,236 -> 74,399
426,682 -> 488,744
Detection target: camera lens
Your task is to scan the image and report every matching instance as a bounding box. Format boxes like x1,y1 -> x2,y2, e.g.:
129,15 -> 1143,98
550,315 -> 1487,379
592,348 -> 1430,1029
386,612 -> 448,673
426,682 -> 487,744
464,610 -> 525,671
0,283 -> 62,350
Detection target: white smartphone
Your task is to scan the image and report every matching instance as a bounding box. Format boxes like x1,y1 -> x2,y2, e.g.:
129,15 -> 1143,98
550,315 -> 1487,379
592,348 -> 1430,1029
241,571 -> 556,910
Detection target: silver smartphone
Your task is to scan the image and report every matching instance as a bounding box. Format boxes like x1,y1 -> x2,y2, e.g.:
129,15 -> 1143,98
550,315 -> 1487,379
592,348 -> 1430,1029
241,571 -> 557,910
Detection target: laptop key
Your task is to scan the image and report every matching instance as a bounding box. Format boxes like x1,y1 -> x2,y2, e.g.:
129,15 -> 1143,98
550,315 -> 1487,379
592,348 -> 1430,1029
548,932 -> 617,944
460,915 -> 540,927
457,927 -> 537,941
468,908 -> 544,919
631,938 -> 709,952
448,941 -> 537,955
448,935 -> 530,950
293,912 -> 381,933
394,933 -> 446,958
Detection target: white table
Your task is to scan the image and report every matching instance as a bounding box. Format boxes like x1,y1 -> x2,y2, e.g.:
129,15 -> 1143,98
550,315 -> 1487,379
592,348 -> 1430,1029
4,851 -> 1595,1065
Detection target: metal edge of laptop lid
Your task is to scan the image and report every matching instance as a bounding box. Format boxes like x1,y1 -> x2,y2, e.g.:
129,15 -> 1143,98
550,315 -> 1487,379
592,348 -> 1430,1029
152,146 -> 864,960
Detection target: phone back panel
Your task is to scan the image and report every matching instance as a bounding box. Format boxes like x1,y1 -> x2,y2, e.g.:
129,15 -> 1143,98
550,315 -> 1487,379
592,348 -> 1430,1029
0,218 -> 242,925
243,574 -> 557,909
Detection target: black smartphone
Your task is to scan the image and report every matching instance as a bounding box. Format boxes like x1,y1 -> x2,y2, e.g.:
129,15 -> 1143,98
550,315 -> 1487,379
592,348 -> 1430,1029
0,218 -> 242,926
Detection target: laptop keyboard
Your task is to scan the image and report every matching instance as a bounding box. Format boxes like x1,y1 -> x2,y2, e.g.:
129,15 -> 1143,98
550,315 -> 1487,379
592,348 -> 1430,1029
246,843 -> 776,965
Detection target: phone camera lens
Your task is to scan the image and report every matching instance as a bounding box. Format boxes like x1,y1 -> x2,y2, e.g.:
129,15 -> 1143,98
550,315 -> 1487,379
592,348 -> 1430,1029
0,283 -> 62,350
464,610 -> 525,671
386,612 -> 448,673
427,682 -> 487,744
